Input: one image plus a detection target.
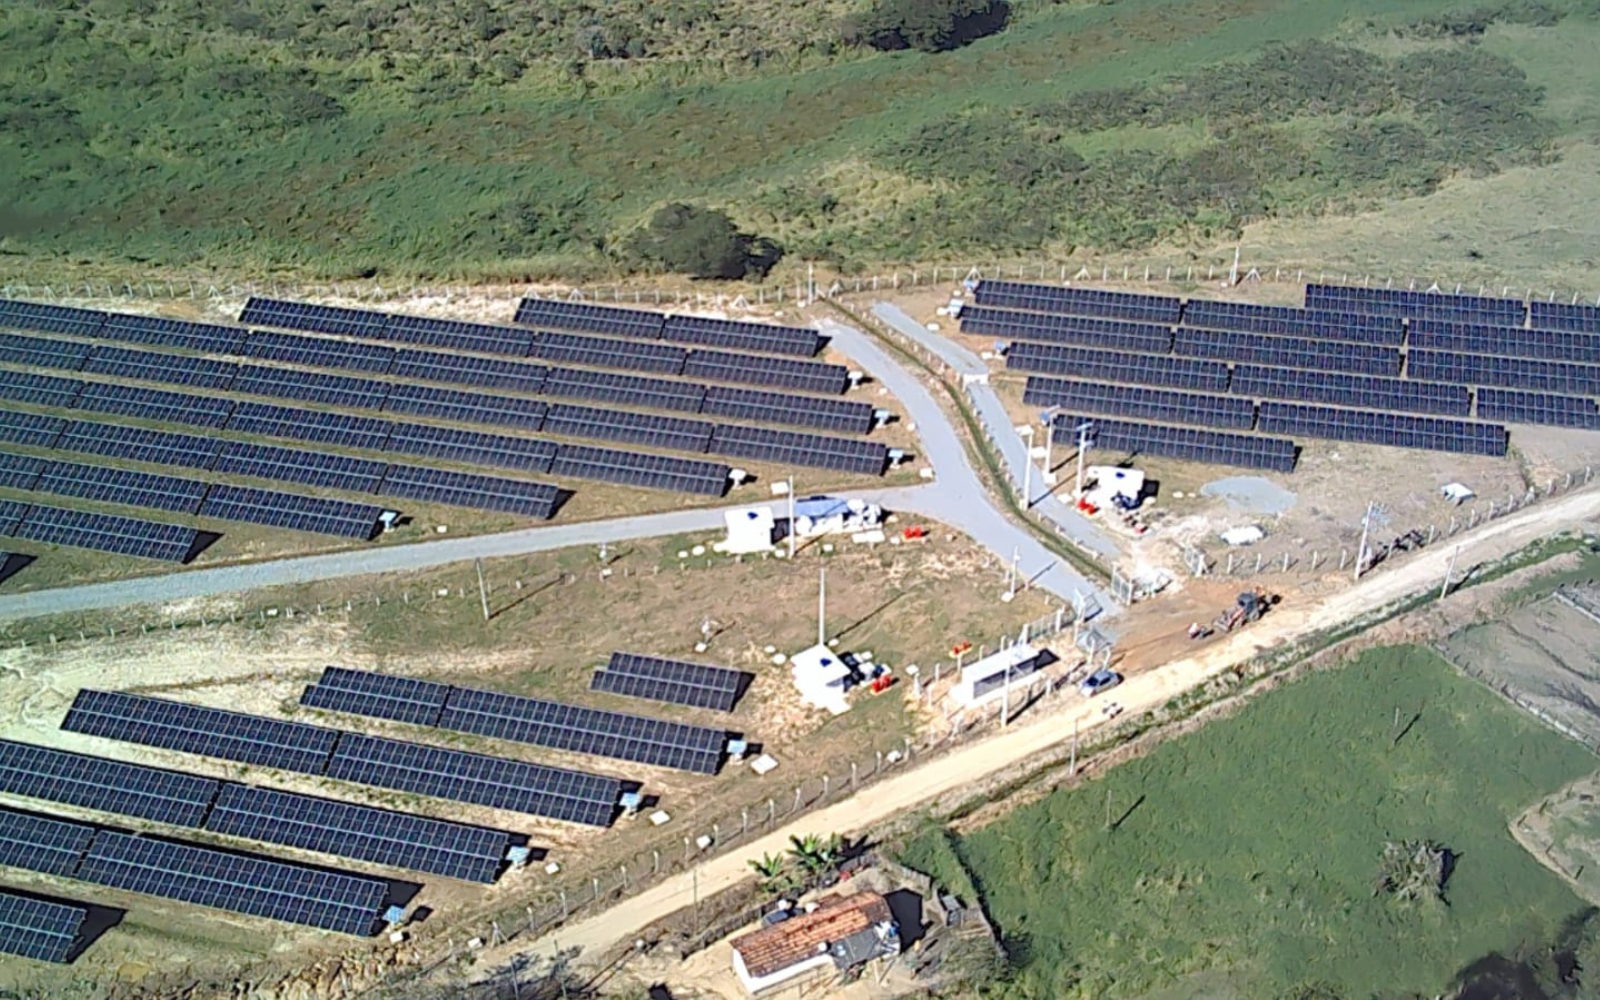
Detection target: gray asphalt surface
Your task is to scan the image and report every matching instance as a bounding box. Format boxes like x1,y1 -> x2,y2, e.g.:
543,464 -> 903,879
819,319 -> 1115,609
0,316 -> 1112,621
871,302 -> 1123,562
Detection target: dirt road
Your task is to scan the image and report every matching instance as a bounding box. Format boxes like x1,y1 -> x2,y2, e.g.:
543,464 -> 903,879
491,485 -> 1599,971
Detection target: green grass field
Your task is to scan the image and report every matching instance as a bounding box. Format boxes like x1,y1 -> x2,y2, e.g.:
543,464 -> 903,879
899,646 -> 1599,999
5,0 -> 1600,284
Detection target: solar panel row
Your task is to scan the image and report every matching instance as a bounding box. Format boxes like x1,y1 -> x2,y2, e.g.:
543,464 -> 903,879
1021,378 -> 1255,430
1305,283 -> 1526,325
0,889 -> 86,964
1229,366 -> 1473,418
61,689 -> 624,827
1179,299 -> 1405,345
1476,388 -> 1600,429
1004,341 -> 1230,392
959,304 -> 1174,353
592,652 -> 750,712
1257,402 -> 1508,456
1050,414 -> 1298,472
974,281 -> 1183,324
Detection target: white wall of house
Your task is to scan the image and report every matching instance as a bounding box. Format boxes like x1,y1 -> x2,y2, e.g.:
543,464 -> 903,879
731,947 -> 835,995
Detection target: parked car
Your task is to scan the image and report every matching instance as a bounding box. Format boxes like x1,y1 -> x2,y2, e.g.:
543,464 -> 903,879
1078,668 -> 1122,697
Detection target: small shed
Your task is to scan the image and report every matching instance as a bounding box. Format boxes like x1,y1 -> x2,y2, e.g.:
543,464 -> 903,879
722,505 -> 778,555
789,644 -> 852,715
730,891 -> 900,995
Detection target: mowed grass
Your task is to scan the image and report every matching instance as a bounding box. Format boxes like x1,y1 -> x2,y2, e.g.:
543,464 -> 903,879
899,646 -> 1598,999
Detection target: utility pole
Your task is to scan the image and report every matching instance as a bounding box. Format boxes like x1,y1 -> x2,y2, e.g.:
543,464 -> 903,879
1019,425 -> 1035,508
1003,546 -> 1019,601
1440,544 -> 1461,600
474,558 -> 490,622
818,567 -> 826,647
1355,500 -> 1375,581
1001,657 -> 1012,728
1074,421 -> 1094,499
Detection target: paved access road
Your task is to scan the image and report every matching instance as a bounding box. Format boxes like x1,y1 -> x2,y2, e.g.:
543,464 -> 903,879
871,302 -> 1122,563
0,316 -> 1110,620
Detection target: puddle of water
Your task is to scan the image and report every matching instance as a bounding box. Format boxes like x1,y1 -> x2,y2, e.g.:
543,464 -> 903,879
1199,476 -> 1297,516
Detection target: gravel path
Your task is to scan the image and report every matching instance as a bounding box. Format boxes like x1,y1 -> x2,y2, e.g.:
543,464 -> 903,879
494,482 -> 1600,971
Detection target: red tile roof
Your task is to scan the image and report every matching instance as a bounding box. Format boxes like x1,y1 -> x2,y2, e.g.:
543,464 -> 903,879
731,891 -> 892,979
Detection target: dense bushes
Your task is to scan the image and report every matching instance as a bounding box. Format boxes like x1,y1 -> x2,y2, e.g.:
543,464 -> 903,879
626,204 -> 784,280
841,0 -> 1011,53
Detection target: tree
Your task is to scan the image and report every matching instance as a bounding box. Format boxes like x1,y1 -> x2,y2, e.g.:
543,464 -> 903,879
748,853 -> 795,896
626,203 -> 783,280
787,833 -> 843,878
1374,839 -> 1453,903
842,0 -> 1011,54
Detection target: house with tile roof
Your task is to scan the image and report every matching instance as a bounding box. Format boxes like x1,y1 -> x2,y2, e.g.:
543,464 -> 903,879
729,890 -> 900,994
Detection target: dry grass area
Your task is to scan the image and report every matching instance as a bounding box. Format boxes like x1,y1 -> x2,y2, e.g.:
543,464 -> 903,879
0,523 -> 1055,998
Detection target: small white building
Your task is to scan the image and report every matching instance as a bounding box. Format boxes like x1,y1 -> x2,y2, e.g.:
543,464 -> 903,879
1083,465 -> 1144,509
789,644 -> 852,715
730,891 -> 900,995
720,505 -> 778,555
950,645 -> 1053,708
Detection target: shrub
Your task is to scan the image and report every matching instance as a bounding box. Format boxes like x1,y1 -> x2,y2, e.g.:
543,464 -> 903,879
842,0 -> 1011,54
626,203 -> 784,279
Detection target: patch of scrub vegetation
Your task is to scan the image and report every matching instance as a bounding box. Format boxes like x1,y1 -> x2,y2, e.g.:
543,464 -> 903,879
0,0 -> 1593,279
899,646 -> 1599,999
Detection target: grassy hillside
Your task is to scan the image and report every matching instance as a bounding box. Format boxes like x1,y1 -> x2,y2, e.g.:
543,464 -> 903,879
899,646 -> 1599,999
1,0 -> 1597,280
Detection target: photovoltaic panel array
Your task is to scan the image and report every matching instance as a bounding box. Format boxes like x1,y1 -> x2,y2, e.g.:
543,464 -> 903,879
77,832 -> 389,936
0,807 -> 95,877
1305,283 -> 1527,324
34,461 -> 210,514
0,411 -> 66,449
383,383 -> 548,431
1407,319 -> 1600,362
438,684 -> 729,774
0,300 -> 107,338
591,652 -> 750,712
0,501 -> 29,536
1407,350 -> 1600,395
1179,299 -> 1405,345
239,299 -> 388,340
99,314 -> 249,354
13,506 -> 202,562
683,351 -> 849,394
701,386 -> 875,434
0,371 -> 83,408
199,485 -> 385,540
378,465 -> 563,519
82,346 -> 239,390
661,316 -> 822,357
709,425 -> 890,475
390,350 -> 548,393
0,890 -> 85,964
1530,300 -> 1600,334
384,315 -> 533,354
549,444 -> 731,495
1476,388 -> 1600,429
0,739 -> 219,828
73,382 -> 235,428
1021,378 -> 1255,430
214,441 -> 387,492
543,366 -> 707,414
1230,365 -> 1472,417
300,667 -> 451,727
974,280 -> 1183,324
514,298 -> 666,340
244,331 -> 396,374
1051,414 -> 1298,472
529,331 -> 687,374
1258,402 -> 1508,456
225,402 -> 394,451
55,422 -> 219,470
61,689 -> 341,774
327,733 -> 622,827
0,330 -> 89,369
205,784 -> 510,884
1174,327 -> 1402,376
0,451 -> 44,491
1005,341 -> 1230,391
384,424 -> 558,474
959,304 -> 1173,352
542,404 -> 714,453
232,365 -> 390,410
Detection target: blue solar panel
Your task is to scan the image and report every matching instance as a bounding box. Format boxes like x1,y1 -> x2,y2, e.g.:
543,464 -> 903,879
232,365 -> 390,410
1050,414 -> 1297,472
378,465 -> 563,518
99,314 -> 248,353
0,331 -> 90,370
1530,300 -> 1600,334
1476,388 -> 1600,429
82,346 -> 239,390
959,304 -> 1173,352
383,383 -> 548,431
515,298 -> 665,340
34,461 -> 211,514
244,331 -> 396,374
213,441 -> 387,492
225,402 -> 394,451
1174,327 -> 1401,376
73,383 -> 235,428
383,315 -> 534,355
1407,320 -> 1600,362
1179,299 -> 1404,345
542,366 -> 707,414
0,371 -> 83,408
55,421 -> 221,470
1305,283 -> 1526,325
1257,402 -> 1507,456
542,404 -> 714,453
389,350 -> 548,393
1022,378 -> 1255,429
384,424 -> 557,473
550,444 -> 732,495
14,506 -> 203,561
239,298 -> 387,339
660,315 -> 821,357
1407,349 -> 1600,395
0,300 -> 107,338
0,410 -> 66,449
529,331 -> 688,374
1229,365 -> 1472,417
974,281 -> 1182,324
200,485 -> 385,539
1005,342 -> 1230,391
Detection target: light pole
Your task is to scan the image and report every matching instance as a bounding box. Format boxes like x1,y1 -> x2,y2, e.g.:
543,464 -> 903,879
1355,500 -> 1375,581
1018,425 -> 1035,508
1041,407 -> 1062,477
1074,421 -> 1095,500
